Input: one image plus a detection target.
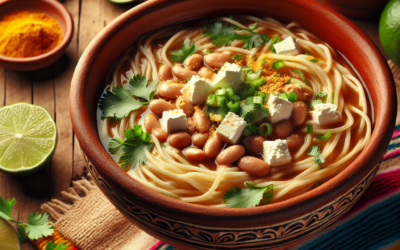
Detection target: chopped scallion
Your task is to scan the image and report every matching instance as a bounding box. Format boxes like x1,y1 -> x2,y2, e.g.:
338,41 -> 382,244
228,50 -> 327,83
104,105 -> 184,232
315,91 -> 327,103
261,58 -> 267,66
225,86 -> 235,99
242,65 -> 253,74
206,94 -> 217,107
316,131 -> 331,141
215,88 -> 226,96
230,95 -> 241,103
315,153 -> 325,163
312,100 -> 322,107
287,78 -> 292,84
308,145 -> 320,156
307,125 -> 313,134
310,58 -> 318,62
227,101 -> 240,113
304,79 -> 310,86
272,60 -> 285,69
249,78 -> 266,88
278,93 -> 288,99
317,164 -> 323,170
292,69 -> 306,80
216,96 -> 227,107
258,123 -> 273,136
253,96 -> 263,107
256,91 -> 267,99
287,91 -> 298,102
232,54 -> 244,60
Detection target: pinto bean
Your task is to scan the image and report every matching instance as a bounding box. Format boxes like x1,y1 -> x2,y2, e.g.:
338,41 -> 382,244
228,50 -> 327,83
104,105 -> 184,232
149,99 -> 175,117
291,101 -> 308,126
286,134 -> 305,151
204,137 -> 224,159
204,52 -> 232,69
184,148 -> 206,161
158,81 -> 185,100
243,135 -> 264,153
185,54 -> 203,71
187,118 -> 197,135
192,132 -> 209,148
216,145 -> 245,165
159,64 -> 173,81
193,109 -> 209,133
144,113 -> 161,132
274,120 -> 293,139
176,95 -> 194,117
172,65 -> 198,80
238,156 -> 270,177
293,88 -> 307,101
169,132 -> 191,148
152,128 -> 168,142
198,66 -> 215,80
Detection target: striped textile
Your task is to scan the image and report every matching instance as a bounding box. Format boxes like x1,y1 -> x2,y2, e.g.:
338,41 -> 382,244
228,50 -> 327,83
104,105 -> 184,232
152,61 -> 400,250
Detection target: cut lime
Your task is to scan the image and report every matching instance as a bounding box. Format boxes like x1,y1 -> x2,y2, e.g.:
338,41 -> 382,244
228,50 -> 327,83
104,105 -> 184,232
0,218 -> 20,250
0,103 -> 57,176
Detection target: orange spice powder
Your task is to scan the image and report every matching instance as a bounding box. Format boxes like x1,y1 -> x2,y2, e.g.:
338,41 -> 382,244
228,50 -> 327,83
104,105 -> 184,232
0,10 -> 62,58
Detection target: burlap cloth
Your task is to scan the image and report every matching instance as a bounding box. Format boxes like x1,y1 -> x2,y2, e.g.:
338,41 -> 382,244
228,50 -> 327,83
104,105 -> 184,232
41,175 -> 158,250
41,60 -> 400,250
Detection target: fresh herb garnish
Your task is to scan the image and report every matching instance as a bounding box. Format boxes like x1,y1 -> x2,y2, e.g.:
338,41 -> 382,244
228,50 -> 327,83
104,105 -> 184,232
0,197 -> 54,241
272,60 -> 284,69
232,54 -> 244,60
223,184 -> 273,208
169,38 -> 198,63
292,69 -> 306,80
204,22 -> 269,50
204,101 -> 230,120
310,58 -> 319,62
315,91 -> 328,103
108,125 -> 154,170
270,36 -> 281,53
316,131 -> 331,141
46,241 -> 69,250
307,125 -> 313,134
308,145 -> 325,163
98,75 -> 158,120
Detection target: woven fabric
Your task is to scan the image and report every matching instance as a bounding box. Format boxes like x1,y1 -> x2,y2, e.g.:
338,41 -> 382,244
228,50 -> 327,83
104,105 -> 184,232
41,177 -> 158,250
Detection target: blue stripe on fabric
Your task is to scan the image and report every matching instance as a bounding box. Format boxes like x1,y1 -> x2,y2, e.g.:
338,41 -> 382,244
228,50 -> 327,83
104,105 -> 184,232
395,124 -> 400,131
370,233 -> 400,250
388,142 -> 400,151
299,192 -> 400,250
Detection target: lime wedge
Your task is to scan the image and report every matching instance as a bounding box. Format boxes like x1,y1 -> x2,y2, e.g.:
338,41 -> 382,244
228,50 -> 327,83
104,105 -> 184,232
0,103 -> 57,176
0,219 -> 20,250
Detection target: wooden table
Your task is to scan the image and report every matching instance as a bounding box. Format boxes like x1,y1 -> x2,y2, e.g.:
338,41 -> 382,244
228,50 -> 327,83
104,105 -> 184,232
0,1 -> 388,249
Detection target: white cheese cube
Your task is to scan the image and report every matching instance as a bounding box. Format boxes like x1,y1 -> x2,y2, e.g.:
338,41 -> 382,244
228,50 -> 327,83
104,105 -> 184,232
216,112 -> 247,144
263,140 -> 292,167
160,109 -> 188,134
180,76 -> 213,105
311,104 -> 342,125
267,95 -> 293,124
274,36 -> 301,55
212,63 -> 244,91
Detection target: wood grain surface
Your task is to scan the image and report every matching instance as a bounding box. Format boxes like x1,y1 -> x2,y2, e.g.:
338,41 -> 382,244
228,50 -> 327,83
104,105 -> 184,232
0,1 -> 388,249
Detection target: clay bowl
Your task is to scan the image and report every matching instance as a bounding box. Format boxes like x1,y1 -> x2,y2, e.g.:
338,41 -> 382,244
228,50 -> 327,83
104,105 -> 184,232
0,0 -> 73,71
70,0 -> 396,249
322,0 -> 389,19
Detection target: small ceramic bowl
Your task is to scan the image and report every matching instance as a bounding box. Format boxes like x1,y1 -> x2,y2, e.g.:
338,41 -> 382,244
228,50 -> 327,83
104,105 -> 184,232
0,0 -> 73,71
70,0 -> 396,249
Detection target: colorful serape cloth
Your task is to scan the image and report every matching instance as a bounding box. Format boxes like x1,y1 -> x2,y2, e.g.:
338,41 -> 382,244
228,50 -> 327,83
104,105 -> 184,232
151,61 -> 400,250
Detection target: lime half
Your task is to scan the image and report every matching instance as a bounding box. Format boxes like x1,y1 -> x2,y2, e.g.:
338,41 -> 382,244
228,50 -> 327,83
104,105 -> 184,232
0,218 -> 20,250
0,103 -> 57,176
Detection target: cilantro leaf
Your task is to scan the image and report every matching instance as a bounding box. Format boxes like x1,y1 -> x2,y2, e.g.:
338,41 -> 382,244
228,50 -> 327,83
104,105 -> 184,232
127,75 -> 158,101
46,241 -> 68,250
169,38 -> 198,63
0,197 -> 15,221
99,86 -> 146,120
109,125 -> 154,170
242,34 -> 268,50
23,212 -> 54,240
204,22 -> 235,38
18,224 -> 29,242
211,34 -> 239,47
223,185 -> 273,208
204,102 -> 229,120
239,103 -> 256,123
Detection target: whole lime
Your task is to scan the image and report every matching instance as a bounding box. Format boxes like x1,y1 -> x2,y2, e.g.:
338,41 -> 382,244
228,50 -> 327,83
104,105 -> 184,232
379,0 -> 400,65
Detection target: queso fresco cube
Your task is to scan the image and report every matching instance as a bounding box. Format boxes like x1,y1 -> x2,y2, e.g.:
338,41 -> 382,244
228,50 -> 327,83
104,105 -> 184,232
212,63 -> 244,91
311,103 -> 342,125
180,76 -> 213,105
263,139 -> 292,167
267,95 -> 293,124
273,36 -> 301,55
160,109 -> 188,134
216,112 -> 247,144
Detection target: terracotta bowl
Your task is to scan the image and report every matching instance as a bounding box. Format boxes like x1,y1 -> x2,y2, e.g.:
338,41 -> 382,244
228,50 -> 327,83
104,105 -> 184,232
321,0 -> 389,19
0,0 -> 73,71
70,0 -> 396,249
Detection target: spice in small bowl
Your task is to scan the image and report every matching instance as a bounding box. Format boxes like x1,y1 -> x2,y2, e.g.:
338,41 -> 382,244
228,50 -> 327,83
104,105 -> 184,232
0,10 -> 63,58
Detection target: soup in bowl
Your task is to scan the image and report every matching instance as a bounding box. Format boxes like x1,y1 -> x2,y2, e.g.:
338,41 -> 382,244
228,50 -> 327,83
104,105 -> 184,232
70,0 -> 396,249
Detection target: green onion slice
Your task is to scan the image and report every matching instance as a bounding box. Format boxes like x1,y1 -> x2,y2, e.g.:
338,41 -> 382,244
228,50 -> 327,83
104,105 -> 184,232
206,94 -> 217,107
225,86 -> 235,98
216,96 -> 227,107
292,69 -> 306,80
310,58 -> 318,62
261,58 -> 267,66
278,93 -> 288,99
272,60 -> 285,69
227,101 -> 240,113
287,91 -> 298,102
258,123 -> 273,136
215,88 -> 226,96
230,95 -> 241,103
316,131 -> 331,141
253,96 -> 263,107
307,125 -> 313,134
308,145 -> 321,156
312,100 -> 322,107
303,80 -> 310,86
242,65 -> 253,74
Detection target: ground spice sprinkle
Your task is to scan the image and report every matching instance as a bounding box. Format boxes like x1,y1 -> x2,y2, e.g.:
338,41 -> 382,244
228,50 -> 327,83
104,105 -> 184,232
0,10 -> 62,58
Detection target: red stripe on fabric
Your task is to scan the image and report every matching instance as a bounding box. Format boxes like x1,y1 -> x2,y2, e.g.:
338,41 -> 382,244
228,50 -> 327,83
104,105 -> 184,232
383,149 -> 400,160
392,129 -> 400,138
149,241 -> 164,250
